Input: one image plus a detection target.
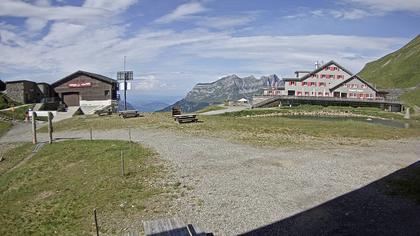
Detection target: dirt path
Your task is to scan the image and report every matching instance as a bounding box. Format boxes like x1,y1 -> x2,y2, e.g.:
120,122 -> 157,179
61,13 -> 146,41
1,125 -> 420,235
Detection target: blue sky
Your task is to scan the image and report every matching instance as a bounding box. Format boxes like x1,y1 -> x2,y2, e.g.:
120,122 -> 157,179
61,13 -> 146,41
0,0 -> 419,103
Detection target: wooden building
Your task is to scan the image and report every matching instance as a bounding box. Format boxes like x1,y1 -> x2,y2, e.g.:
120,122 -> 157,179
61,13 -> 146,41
51,71 -> 118,107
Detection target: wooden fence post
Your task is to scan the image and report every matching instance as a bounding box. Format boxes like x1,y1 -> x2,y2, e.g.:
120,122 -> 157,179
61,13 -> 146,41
48,112 -> 53,144
32,112 -> 37,144
128,128 -> 131,142
121,150 -> 125,177
90,128 -> 93,141
94,209 -> 100,236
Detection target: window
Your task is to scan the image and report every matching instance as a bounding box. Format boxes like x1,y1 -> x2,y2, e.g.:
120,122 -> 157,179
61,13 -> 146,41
309,82 -> 316,86
305,92 -> 309,96
329,74 -> 335,79
318,82 -> 326,87
104,90 -> 110,96
297,91 -> 302,96
289,81 -> 296,86
318,92 -> 323,96
325,92 -> 330,96
321,74 -> 326,78
302,82 -> 308,86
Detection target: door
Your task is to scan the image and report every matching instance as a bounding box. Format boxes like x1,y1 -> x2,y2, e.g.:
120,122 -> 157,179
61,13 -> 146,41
62,92 -> 80,106
333,92 -> 340,98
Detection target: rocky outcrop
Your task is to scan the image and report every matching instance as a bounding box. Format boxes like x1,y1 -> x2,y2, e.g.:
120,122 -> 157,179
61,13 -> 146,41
160,74 -> 282,112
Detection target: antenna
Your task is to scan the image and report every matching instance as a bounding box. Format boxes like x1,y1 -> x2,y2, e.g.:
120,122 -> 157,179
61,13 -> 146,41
117,56 -> 134,111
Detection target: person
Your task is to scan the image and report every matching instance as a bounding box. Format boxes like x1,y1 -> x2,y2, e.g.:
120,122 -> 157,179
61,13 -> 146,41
24,110 -> 29,122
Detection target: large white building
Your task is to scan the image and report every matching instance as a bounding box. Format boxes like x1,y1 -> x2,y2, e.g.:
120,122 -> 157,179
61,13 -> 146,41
266,61 -> 380,100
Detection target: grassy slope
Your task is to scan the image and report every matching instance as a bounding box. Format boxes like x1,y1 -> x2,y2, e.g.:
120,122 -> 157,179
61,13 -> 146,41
358,35 -> 420,89
0,121 -> 12,137
0,104 -> 34,121
197,105 -> 226,113
39,106 -> 420,147
0,140 -> 167,235
400,87 -> 420,107
0,143 -> 34,174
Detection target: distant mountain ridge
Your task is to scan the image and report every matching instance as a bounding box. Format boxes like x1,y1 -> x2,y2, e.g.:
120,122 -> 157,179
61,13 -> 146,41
160,74 -> 282,112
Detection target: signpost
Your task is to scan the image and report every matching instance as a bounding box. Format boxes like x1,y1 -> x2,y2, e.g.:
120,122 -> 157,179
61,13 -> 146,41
117,56 -> 133,111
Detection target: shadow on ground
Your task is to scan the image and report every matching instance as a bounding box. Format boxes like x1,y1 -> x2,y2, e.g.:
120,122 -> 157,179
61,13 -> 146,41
241,161 -> 420,236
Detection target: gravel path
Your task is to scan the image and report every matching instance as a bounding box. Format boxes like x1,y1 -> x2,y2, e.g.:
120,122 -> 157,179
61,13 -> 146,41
200,106 -> 248,115
1,124 -> 420,235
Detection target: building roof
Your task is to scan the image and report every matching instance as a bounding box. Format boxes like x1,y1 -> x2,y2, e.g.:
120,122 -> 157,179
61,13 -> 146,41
5,80 -> 36,84
51,70 -> 117,88
329,75 -> 378,92
283,60 -> 354,82
238,98 -> 248,102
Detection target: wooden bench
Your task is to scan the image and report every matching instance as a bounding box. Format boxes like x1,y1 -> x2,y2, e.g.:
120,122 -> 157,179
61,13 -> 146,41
173,114 -> 198,123
118,110 -> 141,119
143,217 -> 212,236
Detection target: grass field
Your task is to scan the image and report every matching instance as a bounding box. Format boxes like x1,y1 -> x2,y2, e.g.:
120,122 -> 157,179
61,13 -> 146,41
39,106 -> 420,147
0,121 -> 12,137
197,105 -> 226,113
0,143 -> 34,175
0,140 -> 171,235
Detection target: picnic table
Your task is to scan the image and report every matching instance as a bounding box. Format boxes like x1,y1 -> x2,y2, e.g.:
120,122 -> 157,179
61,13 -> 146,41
173,114 -> 198,123
118,110 -> 141,119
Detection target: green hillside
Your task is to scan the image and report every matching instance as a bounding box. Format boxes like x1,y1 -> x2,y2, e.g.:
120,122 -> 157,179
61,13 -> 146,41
358,34 -> 420,89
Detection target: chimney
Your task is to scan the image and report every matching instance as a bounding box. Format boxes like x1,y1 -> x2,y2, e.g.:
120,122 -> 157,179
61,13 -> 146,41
315,61 -> 320,69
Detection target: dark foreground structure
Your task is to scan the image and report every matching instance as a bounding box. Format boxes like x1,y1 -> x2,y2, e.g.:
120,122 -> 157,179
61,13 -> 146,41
241,161 -> 420,236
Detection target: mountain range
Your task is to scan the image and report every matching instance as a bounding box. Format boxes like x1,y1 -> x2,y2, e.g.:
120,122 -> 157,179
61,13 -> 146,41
160,74 -> 281,112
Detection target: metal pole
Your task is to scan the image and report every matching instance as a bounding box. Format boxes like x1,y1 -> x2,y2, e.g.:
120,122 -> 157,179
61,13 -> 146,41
128,128 -> 131,142
94,209 -> 99,236
124,56 -> 127,111
90,128 -> 93,141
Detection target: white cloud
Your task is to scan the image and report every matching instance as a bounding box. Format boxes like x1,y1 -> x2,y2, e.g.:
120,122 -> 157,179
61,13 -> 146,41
343,0 -> 420,13
155,1 -> 207,24
25,18 -> 49,32
133,75 -> 176,91
331,9 -> 375,20
83,0 -> 138,12
0,0 -> 107,21
196,14 -> 257,29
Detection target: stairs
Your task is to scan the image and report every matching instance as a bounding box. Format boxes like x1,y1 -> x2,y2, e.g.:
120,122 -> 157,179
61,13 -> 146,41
53,106 -> 81,122
80,104 -> 109,115
33,103 -> 44,111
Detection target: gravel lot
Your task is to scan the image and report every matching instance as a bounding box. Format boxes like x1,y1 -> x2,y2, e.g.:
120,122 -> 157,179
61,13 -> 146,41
1,124 -> 420,235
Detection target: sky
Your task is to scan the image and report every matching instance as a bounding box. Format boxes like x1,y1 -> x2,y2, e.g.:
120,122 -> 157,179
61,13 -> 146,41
0,0 -> 419,103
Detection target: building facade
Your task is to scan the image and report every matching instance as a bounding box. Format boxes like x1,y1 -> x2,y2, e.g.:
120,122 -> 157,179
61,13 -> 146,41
280,61 -> 379,100
5,80 -> 44,104
52,71 -> 118,107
